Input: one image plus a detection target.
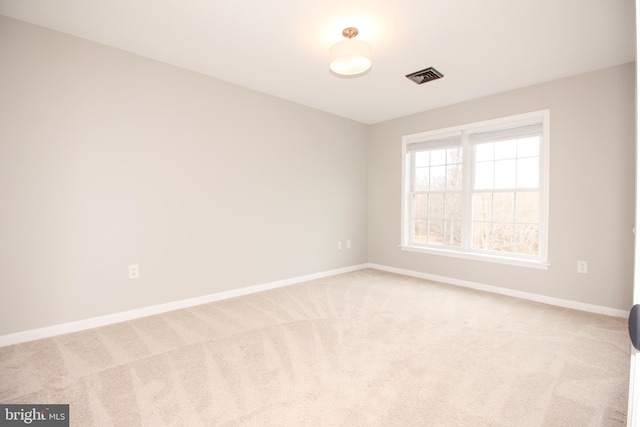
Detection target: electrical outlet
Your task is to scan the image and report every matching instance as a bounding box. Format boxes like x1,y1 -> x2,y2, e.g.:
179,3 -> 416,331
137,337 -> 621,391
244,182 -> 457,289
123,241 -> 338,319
347,240 -> 351,249
128,264 -> 139,279
338,241 -> 342,250
577,260 -> 588,274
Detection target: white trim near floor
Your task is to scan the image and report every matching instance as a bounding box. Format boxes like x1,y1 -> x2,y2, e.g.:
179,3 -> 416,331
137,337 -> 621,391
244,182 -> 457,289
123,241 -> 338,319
368,263 -> 629,318
0,264 -> 368,348
1,262 -> 628,348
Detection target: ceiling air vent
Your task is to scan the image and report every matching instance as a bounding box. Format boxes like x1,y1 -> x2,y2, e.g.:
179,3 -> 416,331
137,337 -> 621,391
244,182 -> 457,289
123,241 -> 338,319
406,67 -> 443,85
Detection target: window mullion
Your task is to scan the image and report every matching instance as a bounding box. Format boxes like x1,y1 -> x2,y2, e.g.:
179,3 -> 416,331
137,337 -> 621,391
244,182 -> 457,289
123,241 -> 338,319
461,132 -> 472,251
407,152 -> 416,245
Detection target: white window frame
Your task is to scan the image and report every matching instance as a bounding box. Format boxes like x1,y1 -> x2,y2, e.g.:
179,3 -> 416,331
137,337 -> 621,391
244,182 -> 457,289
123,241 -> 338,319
401,110 -> 550,269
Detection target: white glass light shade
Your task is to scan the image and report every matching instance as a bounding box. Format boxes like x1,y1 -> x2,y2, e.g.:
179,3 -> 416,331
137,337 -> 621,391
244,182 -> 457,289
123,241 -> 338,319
329,38 -> 372,76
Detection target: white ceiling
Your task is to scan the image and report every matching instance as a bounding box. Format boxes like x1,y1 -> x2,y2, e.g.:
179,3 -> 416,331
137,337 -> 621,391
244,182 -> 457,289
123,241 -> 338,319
0,0 -> 635,124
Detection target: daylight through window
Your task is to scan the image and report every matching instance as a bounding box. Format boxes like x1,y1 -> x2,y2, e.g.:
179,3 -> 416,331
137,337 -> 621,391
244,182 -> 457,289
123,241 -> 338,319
402,111 -> 549,267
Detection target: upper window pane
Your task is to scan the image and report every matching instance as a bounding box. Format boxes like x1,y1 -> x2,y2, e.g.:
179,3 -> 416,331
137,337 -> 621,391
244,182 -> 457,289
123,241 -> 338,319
447,164 -> 463,190
495,140 -> 517,160
430,149 -> 447,166
517,137 -> 540,157
447,147 -> 463,164
517,157 -> 539,188
415,167 -> 429,191
494,159 -> 516,189
430,166 -> 446,191
475,143 -> 494,161
415,151 -> 429,167
474,161 -> 494,190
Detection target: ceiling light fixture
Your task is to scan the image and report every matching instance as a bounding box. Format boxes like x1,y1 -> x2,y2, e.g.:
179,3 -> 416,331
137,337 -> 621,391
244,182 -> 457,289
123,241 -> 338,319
329,27 -> 372,77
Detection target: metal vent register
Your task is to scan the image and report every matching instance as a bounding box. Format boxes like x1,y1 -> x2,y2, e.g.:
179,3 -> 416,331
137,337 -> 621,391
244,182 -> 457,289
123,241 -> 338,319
406,67 -> 444,85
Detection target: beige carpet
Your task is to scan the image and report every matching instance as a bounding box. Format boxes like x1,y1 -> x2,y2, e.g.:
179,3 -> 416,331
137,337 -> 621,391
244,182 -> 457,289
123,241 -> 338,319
0,269 -> 630,426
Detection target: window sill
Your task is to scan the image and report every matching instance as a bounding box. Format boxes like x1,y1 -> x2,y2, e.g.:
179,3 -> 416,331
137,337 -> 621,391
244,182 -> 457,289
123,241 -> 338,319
399,245 -> 550,270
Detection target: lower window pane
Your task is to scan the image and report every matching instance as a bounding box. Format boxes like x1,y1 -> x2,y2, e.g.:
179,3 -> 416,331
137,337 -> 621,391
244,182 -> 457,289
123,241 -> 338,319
428,193 -> 445,218
516,192 -> 539,223
472,221 -> 492,250
516,224 -> 539,255
414,194 -> 427,217
444,220 -> 462,247
472,193 -> 492,221
493,192 -> 515,222
493,223 -> 515,252
428,220 -> 444,245
414,219 -> 427,244
445,193 -> 463,219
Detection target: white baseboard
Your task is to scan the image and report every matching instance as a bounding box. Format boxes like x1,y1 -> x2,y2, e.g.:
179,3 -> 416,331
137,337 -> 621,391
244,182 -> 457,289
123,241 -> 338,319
2,262 -> 627,347
367,263 -> 629,319
0,264 -> 369,347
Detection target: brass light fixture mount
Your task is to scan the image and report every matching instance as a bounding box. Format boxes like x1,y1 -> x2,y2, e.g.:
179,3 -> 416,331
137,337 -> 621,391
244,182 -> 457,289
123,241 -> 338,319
342,27 -> 359,39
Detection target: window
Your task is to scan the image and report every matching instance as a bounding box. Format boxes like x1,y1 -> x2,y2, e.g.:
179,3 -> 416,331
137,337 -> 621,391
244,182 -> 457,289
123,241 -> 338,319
401,111 -> 549,268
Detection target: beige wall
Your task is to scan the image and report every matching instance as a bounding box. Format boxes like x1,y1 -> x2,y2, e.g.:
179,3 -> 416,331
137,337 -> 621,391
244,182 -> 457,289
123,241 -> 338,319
0,15 -> 635,337
0,17 -> 369,335
368,63 -> 636,311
